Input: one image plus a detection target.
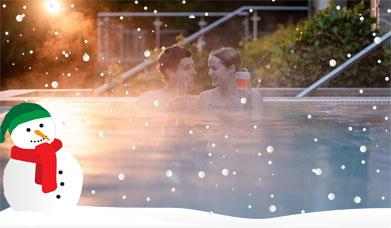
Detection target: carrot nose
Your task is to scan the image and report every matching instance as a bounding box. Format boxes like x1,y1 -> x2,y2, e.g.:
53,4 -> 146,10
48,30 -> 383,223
34,130 -> 50,141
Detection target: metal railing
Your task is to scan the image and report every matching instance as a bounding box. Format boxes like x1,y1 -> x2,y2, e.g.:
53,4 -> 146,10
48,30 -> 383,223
94,5 -> 309,95
296,31 -> 391,97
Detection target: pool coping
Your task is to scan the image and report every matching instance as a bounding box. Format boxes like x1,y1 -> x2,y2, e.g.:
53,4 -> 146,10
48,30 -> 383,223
0,89 -> 390,104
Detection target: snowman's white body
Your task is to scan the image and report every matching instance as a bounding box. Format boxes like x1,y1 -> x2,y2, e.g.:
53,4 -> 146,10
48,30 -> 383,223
2,117 -> 83,211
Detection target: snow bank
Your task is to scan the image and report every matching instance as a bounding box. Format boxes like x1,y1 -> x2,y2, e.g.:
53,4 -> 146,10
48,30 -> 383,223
0,206 -> 390,228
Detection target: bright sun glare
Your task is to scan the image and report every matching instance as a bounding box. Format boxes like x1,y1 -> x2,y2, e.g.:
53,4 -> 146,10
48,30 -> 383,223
45,0 -> 61,14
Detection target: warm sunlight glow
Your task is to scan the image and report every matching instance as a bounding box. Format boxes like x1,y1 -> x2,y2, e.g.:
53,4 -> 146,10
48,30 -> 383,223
45,0 -> 61,14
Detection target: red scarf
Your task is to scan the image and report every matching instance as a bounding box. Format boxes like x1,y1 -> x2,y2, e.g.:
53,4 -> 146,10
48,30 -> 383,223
10,139 -> 62,193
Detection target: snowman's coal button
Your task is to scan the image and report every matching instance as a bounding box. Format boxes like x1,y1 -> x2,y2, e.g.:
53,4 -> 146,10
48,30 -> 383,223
60,182 -> 65,186
56,195 -> 61,199
58,170 -> 63,175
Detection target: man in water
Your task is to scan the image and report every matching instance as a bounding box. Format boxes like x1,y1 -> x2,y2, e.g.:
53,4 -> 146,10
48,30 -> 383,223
137,45 -> 197,111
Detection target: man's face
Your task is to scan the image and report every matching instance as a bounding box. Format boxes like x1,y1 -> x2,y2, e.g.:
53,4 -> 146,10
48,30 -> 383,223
169,57 -> 196,88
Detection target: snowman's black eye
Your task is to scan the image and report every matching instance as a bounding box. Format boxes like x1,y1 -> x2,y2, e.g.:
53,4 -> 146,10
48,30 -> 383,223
39,123 -> 44,128
26,128 -> 31,132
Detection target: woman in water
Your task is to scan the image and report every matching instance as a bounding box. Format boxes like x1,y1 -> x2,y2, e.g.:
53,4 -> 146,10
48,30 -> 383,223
198,47 -> 263,113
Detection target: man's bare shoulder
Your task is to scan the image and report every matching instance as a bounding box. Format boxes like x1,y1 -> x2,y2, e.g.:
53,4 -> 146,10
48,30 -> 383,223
138,88 -> 166,102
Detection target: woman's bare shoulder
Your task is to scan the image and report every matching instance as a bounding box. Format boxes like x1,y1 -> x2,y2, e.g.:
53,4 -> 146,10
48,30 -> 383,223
200,88 -> 219,98
198,88 -> 219,107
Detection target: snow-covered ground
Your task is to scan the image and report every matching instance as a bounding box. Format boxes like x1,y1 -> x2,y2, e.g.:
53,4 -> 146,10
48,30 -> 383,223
0,206 -> 390,228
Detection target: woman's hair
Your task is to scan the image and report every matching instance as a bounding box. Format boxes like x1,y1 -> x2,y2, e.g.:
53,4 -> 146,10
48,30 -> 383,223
210,47 -> 241,71
158,45 -> 191,81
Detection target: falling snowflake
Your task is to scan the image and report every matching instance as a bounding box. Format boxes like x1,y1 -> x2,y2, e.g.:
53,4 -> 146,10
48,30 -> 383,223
312,168 -> 322,176
269,205 -> 277,213
82,52 -> 90,62
16,14 -> 25,22
240,97 -> 247,104
266,145 -> 274,153
144,50 -> 151,58
329,59 -> 336,67
354,196 -> 362,204
51,81 -> 59,88
98,130 -> 105,138
221,168 -> 229,176
118,173 -> 126,181
165,170 -> 173,178
360,145 -> 367,153
198,171 -> 206,179
328,193 -> 335,200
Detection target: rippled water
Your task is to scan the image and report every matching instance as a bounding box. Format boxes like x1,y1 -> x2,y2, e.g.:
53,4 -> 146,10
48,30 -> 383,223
1,101 -> 390,218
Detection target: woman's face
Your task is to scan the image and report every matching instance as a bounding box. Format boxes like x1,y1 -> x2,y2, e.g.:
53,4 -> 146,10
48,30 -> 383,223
208,56 -> 235,88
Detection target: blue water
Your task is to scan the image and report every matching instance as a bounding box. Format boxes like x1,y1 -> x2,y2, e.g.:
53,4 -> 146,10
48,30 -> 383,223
0,101 -> 390,218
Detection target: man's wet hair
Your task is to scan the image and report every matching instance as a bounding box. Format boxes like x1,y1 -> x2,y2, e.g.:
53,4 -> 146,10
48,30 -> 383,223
158,45 -> 191,81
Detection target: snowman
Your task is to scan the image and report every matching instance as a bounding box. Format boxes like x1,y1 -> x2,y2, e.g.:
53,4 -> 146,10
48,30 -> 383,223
0,102 -> 83,211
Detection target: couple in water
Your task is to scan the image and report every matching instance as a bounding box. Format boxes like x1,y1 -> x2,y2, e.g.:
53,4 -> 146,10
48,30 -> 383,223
138,45 -> 263,114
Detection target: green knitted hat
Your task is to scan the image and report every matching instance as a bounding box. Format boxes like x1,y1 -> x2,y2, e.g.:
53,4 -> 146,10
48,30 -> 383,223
0,103 -> 51,143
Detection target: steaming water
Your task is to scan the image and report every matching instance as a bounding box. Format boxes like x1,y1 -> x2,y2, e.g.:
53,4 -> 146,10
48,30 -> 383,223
0,101 -> 390,218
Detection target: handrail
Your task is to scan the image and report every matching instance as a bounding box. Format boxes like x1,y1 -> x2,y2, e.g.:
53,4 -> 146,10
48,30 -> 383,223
94,5 -> 309,95
97,12 -> 249,17
296,31 -> 391,97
